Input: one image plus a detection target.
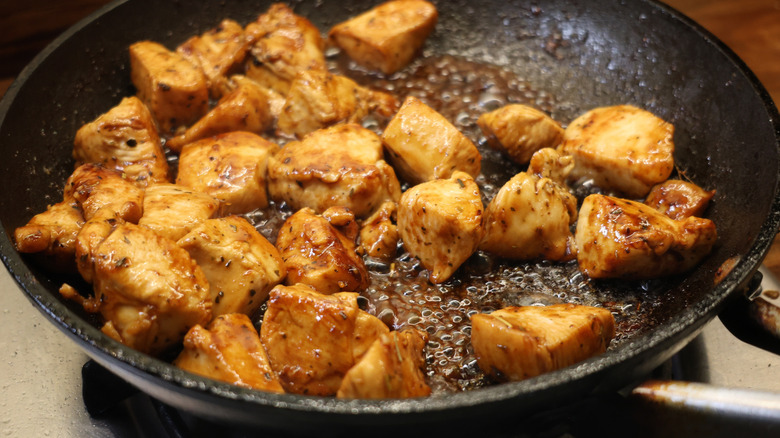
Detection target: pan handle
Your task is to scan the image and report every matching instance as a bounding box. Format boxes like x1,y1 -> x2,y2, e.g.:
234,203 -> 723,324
630,380 -> 780,437
719,268 -> 780,356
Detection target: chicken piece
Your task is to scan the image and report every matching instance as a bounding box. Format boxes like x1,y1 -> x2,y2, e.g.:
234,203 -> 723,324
177,216 -> 285,318
176,19 -> 249,97
73,96 -> 169,187
328,0 -> 437,75
480,172 -> 577,261
471,304 -> 615,381
65,163 -> 144,223
92,223 -> 212,355
337,329 -> 430,399
244,3 -> 326,97
166,81 -> 273,152
220,74 -> 287,119
129,41 -> 209,134
645,179 -> 715,220
267,124 -> 401,217
176,131 -> 279,214
137,183 -> 220,242
275,207 -> 369,294
397,171 -> 483,283
559,105 -> 674,198
382,96 -> 481,184
477,104 -> 564,165
276,70 -> 398,139
359,201 -> 399,262
575,194 -> 717,279
14,198 -> 84,273
174,313 -> 284,393
65,164 -> 145,282
528,147 -> 574,186
260,284 -> 389,395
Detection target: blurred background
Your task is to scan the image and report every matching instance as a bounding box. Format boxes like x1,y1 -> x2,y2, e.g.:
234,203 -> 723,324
1,0 -> 778,101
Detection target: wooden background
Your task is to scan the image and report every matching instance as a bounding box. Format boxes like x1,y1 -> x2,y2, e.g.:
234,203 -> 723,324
1,0 -> 779,266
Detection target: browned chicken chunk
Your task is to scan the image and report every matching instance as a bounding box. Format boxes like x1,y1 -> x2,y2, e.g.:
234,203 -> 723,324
559,105 -> 675,198
477,104 -> 564,165
276,69 -> 398,139
329,0 -> 438,75
471,304 -> 615,381
14,198 -> 84,273
528,147 -> 574,186
260,284 -> 389,395
397,171 -> 484,283
337,329 -> 430,399
276,207 -> 369,294
244,3 -> 326,97
73,96 -> 169,187
65,164 -> 144,223
480,172 -> 577,261
166,81 -> 273,152
92,223 -> 212,355
137,183 -> 221,242
176,131 -> 279,214
174,313 -> 284,393
176,19 -> 250,97
359,201 -> 399,263
177,216 -> 285,318
575,194 -> 717,279
129,41 -> 209,134
382,96 -> 481,184
267,123 -> 401,217
645,179 -> 715,220
65,164 -> 145,283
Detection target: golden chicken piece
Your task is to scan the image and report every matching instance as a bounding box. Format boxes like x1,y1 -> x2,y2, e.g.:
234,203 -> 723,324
14,198 -> 84,274
65,164 -> 145,283
267,124 -> 401,217
528,147 -> 575,186
166,81 -> 273,152
471,304 -> 615,381
359,201 -> 399,263
174,313 -> 284,393
219,74 -> 286,119
92,223 -> 212,355
397,171 -> 484,284
276,70 -> 398,139
129,41 -> 209,134
382,96 -> 481,185
260,284 -> 389,395
480,172 -> 577,261
176,131 -> 279,214
645,179 -> 715,220
477,104 -> 564,165
65,164 -> 144,223
176,19 -> 249,97
337,329 -> 430,399
575,194 -> 717,279
73,96 -> 169,187
559,105 -> 674,198
244,3 -> 326,97
328,0 -> 438,75
137,183 -> 221,242
177,216 -> 285,318
275,207 -> 369,294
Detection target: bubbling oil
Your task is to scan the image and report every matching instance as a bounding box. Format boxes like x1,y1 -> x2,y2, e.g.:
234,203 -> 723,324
246,54 -> 663,394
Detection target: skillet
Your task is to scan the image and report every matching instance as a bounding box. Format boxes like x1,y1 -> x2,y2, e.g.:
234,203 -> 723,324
0,0 -> 779,433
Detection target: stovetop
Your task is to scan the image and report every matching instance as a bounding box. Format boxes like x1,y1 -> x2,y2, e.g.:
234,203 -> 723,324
3,265 -> 780,437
